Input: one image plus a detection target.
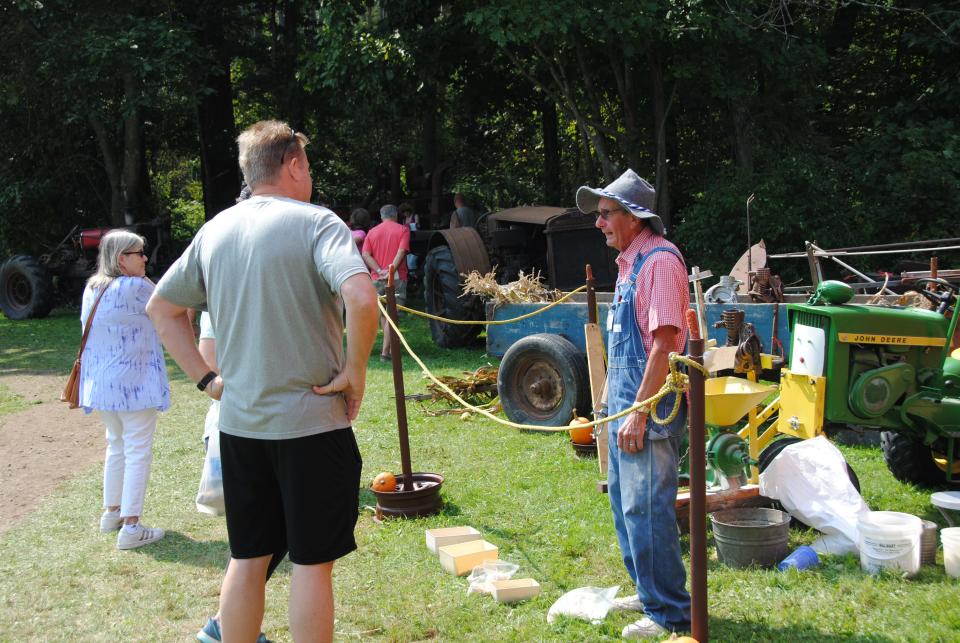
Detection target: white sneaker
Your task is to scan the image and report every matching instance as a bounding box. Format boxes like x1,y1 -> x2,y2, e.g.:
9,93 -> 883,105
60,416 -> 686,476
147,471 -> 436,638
611,595 -> 645,612
622,617 -> 668,639
99,510 -> 122,533
116,524 -> 165,550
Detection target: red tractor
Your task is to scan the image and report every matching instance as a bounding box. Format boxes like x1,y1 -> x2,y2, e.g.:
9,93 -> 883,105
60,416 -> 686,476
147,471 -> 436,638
0,218 -> 176,320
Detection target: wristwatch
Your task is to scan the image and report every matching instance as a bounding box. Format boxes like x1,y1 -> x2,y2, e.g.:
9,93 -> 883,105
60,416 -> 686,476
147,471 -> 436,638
197,370 -> 218,392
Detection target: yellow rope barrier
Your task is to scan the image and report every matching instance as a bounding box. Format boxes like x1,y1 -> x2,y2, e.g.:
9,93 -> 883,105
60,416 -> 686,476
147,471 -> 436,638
392,284 -> 588,325
377,299 -> 706,432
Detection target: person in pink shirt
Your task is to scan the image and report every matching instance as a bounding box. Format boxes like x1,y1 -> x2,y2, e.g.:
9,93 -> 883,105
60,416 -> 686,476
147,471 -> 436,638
362,204 -> 410,360
349,207 -> 371,252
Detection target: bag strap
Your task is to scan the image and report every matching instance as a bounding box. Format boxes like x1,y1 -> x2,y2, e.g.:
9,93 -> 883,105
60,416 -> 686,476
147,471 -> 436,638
75,283 -> 111,360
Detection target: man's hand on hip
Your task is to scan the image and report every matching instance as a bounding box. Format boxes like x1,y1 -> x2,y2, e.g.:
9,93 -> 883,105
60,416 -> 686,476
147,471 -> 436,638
313,369 -> 366,422
617,410 -> 647,454
205,376 -> 224,401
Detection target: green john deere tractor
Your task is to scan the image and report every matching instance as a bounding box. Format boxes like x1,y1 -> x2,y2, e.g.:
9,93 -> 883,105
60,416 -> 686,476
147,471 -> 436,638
778,278 -> 960,486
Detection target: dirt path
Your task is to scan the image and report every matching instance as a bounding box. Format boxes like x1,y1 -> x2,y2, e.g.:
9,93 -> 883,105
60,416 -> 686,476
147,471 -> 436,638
0,372 -> 103,535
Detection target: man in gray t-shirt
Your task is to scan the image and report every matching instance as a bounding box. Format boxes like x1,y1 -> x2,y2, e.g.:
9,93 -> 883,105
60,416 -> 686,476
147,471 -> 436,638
147,120 -> 378,642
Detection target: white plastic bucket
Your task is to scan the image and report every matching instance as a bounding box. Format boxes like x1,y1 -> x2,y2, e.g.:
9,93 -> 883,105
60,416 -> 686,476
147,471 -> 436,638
857,511 -> 922,577
942,527 -> 960,578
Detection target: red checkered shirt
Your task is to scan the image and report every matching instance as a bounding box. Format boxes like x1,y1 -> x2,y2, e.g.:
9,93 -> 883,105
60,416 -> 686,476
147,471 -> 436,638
615,226 -> 689,355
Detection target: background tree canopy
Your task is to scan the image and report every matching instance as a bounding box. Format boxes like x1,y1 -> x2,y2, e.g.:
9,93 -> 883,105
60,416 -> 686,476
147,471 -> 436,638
1,0 -> 957,280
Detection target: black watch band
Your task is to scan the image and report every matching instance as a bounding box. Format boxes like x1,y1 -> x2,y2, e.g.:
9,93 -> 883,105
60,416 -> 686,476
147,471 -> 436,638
197,370 -> 217,392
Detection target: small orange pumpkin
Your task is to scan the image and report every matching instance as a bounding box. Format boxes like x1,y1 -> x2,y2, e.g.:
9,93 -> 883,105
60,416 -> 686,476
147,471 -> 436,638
568,416 -> 594,445
371,471 -> 397,492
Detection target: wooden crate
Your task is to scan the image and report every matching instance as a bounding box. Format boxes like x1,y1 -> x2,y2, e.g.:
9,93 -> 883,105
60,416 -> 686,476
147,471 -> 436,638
491,578 -> 540,603
425,526 -> 482,554
437,540 -> 498,576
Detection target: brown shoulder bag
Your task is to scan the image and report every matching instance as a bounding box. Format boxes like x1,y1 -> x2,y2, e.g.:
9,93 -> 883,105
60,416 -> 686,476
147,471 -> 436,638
61,285 -> 109,409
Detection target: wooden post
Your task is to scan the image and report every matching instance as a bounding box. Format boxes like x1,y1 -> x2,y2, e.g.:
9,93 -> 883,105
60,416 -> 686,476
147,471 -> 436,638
584,265 -> 608,474
688,338 -> 708,642
688,267 -> 713,344
805,241 -> 822,288
386,267 -> 414,491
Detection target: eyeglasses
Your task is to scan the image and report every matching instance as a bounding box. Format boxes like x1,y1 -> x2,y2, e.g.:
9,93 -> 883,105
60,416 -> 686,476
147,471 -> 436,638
597,207 -> 626,221
122,250 -> 148,258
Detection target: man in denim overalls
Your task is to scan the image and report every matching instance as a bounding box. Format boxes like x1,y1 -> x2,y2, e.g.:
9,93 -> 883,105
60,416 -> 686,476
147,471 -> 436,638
577,170 -> 691,639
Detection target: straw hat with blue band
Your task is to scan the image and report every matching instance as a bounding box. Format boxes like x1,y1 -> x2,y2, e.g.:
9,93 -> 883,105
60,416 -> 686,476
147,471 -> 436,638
576,169 -> 666,236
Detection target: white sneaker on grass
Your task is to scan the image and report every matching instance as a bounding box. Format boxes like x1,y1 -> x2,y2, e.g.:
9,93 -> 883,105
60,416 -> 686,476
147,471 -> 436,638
611,594 -> 645,612
116,524 -> 165,550
622,617 -> 668,639
99,510 -> 122,533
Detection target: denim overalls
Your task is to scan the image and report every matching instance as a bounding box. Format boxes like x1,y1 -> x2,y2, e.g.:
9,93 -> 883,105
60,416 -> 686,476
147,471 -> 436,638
606,246 -> 691,632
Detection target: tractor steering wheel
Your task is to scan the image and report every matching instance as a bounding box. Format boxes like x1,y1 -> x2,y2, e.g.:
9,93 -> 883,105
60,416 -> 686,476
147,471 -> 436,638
913,277 -> 958,315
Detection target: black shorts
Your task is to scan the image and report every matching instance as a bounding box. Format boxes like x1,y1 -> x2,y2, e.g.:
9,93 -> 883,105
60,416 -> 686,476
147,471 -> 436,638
219,428 -> 362,565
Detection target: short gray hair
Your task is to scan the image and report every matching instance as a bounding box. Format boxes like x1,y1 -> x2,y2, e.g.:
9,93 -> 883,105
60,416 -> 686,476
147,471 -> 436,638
237,120 -> 310,190
380,204 -> 398,220
87,229 -> 146,289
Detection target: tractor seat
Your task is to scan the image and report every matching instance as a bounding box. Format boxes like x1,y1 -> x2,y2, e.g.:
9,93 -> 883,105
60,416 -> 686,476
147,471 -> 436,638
931,491 -> 960,527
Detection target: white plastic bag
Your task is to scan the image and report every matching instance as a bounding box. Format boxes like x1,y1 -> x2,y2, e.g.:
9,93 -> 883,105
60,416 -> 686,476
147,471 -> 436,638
196,405 -> 225,515
467,560 -> 519,595
547,585 -> 619,624
759,435 -> 869,554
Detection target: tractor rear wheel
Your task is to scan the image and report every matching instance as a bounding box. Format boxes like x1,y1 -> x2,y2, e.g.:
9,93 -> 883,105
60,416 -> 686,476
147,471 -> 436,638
498,333 -> 591,427
0,255 -> 54,320
880,431 -> 953,487
423,244 -> 482,348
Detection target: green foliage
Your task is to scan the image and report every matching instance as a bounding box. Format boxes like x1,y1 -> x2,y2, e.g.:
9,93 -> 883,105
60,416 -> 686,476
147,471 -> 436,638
1,0 -> 958,275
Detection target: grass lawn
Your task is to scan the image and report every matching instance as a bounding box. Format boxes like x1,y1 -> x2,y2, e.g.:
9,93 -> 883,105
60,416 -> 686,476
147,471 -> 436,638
1,306 -> 958,642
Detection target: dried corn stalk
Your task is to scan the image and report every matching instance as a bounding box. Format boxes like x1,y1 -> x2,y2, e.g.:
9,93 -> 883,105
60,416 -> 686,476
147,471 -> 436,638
462,268 -> 561,305
411,365 -> 500,416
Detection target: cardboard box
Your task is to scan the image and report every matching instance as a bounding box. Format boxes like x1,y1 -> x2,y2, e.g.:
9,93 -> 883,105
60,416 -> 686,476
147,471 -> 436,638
425,526 -> 482,555
437,539 -> 498,576
491,578 -> 540,603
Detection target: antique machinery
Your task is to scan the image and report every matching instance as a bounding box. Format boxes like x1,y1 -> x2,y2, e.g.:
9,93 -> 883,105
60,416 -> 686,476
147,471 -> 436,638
779,279 -> 960,485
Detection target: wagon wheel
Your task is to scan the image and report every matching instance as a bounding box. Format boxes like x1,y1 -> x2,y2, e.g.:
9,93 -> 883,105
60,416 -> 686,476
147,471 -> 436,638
497,333 -> 591,427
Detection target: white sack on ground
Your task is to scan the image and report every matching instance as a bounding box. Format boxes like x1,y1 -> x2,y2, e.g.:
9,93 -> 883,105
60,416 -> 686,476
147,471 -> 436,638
759,435 -> 870,554
546,585 -> 619,624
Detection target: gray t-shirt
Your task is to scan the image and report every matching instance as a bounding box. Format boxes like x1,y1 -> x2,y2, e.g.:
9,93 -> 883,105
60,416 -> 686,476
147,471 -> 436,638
156,196 -> 368,440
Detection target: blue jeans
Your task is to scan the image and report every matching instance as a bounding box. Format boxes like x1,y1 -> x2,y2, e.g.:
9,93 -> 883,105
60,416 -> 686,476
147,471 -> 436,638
608,430 -> 691,632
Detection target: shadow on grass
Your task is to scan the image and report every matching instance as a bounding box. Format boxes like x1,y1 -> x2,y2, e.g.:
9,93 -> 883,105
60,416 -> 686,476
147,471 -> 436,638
710,617 -> 895,642
138,530 -> 230,569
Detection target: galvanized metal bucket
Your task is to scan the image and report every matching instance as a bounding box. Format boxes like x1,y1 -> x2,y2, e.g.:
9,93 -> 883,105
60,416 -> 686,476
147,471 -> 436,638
711,508 -> 791,568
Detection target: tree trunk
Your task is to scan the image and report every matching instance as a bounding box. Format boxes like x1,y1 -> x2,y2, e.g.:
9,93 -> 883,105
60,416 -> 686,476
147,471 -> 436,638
647,49 -> 671,231
279,0 -> 305,129
88,113 -> 125,227
730,96 -> 754,175
609,51 -> 643,171
420,83 -> 439,175
573,38 -> 616,181
196,15 -> 239,220
121,72 -> 148,222
541,99 -> 561,205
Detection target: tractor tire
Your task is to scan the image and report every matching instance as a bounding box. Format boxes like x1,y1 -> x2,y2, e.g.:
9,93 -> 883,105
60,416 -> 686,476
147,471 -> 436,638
498,333 -> 591,427
423,244 -> 482,348
0,255 -> 54,320
880,431 -> 947,487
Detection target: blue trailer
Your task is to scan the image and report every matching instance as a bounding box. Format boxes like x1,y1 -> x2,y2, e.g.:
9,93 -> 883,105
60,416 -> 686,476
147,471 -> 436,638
487,296 -> 794,427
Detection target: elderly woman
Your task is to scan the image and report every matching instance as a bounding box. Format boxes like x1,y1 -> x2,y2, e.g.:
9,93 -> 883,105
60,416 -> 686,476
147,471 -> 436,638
80,229 -> 170,550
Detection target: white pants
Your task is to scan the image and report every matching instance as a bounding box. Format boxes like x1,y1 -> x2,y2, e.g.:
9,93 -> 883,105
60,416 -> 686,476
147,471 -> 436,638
100,409 -> 158,519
